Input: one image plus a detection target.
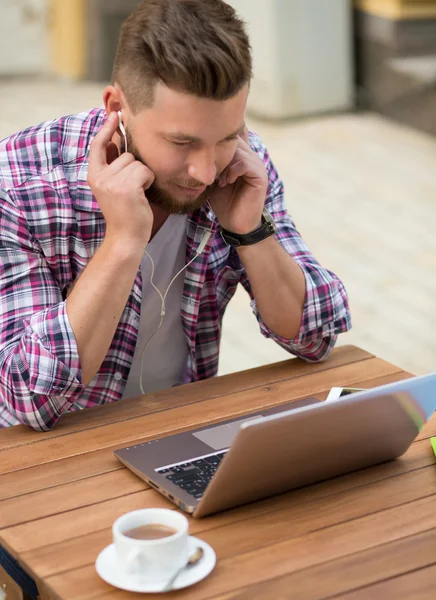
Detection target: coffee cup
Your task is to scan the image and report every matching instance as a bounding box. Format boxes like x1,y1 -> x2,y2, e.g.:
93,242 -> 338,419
112,508 -> 189,582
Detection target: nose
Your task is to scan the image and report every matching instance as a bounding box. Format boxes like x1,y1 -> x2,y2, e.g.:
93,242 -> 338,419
188,150 -> 217,186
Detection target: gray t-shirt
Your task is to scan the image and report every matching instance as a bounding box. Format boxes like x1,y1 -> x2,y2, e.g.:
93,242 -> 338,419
122,214 -> 189,398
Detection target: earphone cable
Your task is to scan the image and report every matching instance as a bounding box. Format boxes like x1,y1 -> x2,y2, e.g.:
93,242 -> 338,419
116,110 -> 213,394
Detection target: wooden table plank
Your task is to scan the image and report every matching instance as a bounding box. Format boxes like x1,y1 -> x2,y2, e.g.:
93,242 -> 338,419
1,415 -> 430,532
0,469 -> 146,529
0,447 -> 123,503
187,469 -> 436,561
2,420 -> 432,537
10,444 -> 436,577
209,529 -> 436,600
18,436 -> 433,579
43,494 -> 436,600
0,346 -> 373,452
332,563 -> 436,600
417,419 -> 436,441
0,371 -> 411,505
1,347 -> 433,600
0,490 -> 168,555
0,358 -> 403,476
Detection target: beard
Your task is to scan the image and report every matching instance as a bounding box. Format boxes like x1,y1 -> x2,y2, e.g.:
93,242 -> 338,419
121,128 -> 219,215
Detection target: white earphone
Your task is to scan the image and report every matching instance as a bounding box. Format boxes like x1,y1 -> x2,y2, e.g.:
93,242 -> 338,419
117,110 -> 128,151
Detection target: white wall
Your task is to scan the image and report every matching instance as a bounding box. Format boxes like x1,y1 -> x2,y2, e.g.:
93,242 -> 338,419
0,0 -> 49,75
229,0 -> 354,120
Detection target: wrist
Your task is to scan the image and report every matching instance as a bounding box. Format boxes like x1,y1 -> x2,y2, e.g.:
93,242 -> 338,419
223,219 -> 262,236
220,208 -> 277,247
236,234 -> 276,256
103,230 -> 147,262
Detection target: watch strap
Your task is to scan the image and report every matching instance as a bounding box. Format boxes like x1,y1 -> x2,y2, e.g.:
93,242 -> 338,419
220,208 -> 277,247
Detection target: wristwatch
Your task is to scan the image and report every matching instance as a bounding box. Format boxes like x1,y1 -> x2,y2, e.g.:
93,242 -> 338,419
220,207 -> 277,247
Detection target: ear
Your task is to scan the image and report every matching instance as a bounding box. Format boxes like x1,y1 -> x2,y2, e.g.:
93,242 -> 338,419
102,85 -> 122,118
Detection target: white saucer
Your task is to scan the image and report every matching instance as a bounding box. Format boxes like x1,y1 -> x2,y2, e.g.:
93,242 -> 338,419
95,535 -> 216,593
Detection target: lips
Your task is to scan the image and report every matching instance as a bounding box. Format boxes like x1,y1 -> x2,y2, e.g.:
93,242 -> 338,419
175,183 -> 207,194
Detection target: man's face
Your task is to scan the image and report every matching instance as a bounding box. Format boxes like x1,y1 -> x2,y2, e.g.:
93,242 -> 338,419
120,83 -> 249,214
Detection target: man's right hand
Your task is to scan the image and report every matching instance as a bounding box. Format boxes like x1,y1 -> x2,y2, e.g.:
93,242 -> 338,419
87,111 -> 155,246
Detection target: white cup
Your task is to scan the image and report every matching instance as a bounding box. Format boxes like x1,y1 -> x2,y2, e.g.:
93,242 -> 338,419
112,508 -> 189,582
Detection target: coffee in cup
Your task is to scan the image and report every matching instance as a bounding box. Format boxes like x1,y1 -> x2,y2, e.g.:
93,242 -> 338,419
123,523 -> 177,540
112,508 -> 189,582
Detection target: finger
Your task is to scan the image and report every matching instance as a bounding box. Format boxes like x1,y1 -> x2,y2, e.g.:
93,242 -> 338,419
103,151 -> 135,176
217,145 -> 245,186
234,136 -> 252,159
239,126 -> 249,144
225,160 -> 247,185
218,164 -> 230,187
117,160 -> 155,190
219,160 -> 246,186
88,112 -> 120,173
225,158 -> 265,187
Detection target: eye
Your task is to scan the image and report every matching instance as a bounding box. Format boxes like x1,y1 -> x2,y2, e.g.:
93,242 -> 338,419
225,136 -> 239,142
170,140 -> 192,147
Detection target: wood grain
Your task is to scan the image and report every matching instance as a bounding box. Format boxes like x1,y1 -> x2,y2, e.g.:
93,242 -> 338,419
208,529 -> 436,600
332,563 -> 436,600
43,494 -> 436,600
0,346 -> 373,452
0,469 -> 146,529
0,563 -> 25,600
12,444 -> 436,578
17,436 -> 432,580
0,371 -> 410,505
0,347 -> 433,600
0,357 -> 402,476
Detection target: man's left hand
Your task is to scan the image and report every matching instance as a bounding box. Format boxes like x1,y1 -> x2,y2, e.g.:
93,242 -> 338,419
209,130 -> 268,234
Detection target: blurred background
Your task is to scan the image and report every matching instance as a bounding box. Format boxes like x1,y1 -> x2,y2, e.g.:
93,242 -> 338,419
0,0 -> 435,377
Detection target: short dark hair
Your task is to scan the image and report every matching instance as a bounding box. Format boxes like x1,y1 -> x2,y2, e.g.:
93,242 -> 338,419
112,0 -> 252,113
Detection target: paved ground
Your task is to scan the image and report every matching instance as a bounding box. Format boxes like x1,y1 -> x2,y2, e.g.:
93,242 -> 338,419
1,76 -> 435,378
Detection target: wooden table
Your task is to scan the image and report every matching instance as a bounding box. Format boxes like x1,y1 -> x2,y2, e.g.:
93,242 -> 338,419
0,345 -> 435,600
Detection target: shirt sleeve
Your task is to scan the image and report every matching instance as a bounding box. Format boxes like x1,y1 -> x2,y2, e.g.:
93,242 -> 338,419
0,190 -> 85,430
238,134 -> 352,362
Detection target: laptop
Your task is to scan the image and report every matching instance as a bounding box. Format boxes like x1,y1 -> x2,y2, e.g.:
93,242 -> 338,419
114,373 -> 436,518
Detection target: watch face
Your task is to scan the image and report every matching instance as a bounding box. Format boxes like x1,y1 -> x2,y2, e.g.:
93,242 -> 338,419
262,208 -> 277,233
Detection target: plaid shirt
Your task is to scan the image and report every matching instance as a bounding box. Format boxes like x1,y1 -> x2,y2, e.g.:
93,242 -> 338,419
0,109 -> 351,430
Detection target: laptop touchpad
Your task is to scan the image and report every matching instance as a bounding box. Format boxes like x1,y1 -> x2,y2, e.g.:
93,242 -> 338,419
193,416 -> 263,450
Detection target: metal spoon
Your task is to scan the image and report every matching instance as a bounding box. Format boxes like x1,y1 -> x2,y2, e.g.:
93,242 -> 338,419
162,546 -> 205,591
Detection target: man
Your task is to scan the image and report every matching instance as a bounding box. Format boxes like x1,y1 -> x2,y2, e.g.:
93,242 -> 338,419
0,0 -> 352,595
0,0 -> 351,435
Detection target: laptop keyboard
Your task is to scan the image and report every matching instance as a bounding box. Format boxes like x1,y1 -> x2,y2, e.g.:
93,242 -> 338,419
156,450 -> 228,500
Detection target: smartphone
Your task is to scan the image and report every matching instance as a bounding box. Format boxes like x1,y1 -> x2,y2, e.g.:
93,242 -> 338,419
325,387 -> 365,403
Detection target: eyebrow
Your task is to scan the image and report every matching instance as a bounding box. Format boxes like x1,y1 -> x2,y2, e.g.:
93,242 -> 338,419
166,123 -> 246,143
